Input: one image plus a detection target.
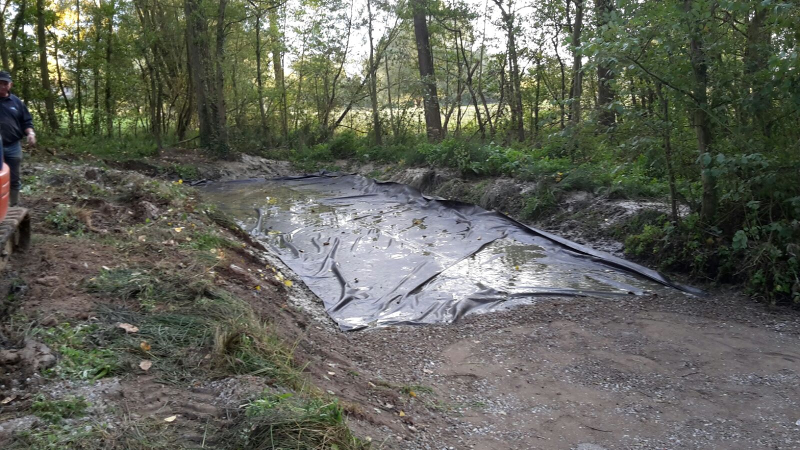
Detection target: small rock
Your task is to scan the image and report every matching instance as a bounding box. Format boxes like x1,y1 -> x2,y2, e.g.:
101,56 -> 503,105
35,276 -> 60,287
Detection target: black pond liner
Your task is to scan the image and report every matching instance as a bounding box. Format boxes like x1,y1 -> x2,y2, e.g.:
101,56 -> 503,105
201,172 -> 703,330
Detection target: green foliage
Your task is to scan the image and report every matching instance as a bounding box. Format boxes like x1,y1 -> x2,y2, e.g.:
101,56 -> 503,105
233,393 -> 368,450
184,231 -> 236,252
43,135 -> 160,161
44,204 -> 85,236
34,323 -> 120,380
163,163 -> 200,181
31,395 -> 90,424
84,267 -> 209,309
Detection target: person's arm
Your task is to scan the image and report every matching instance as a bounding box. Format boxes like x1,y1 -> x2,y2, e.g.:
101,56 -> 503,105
19,98 -> 35,145
25,127 -> 35,146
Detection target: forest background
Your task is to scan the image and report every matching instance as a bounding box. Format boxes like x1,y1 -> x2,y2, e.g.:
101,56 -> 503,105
4,0 -> 800,303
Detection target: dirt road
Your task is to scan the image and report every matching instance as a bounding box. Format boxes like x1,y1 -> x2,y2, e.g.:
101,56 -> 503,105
324,290 -> 800,449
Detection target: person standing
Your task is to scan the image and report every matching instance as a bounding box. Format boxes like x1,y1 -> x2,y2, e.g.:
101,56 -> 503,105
0,71 -> 35,206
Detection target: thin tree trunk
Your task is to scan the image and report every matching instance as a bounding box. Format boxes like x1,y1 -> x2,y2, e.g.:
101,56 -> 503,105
36,0 -> 59,130
76,0 -> 84,135
104,1 -> 115,137
269,8 -> 288,141
10,0 -> 25,82
51,31 -> 74,135
92,5 -> 101,135
595,0 -> 615,127
493,0 -> 523,141
685,0 -> 716,222
385,56 -> 397,137
655,83 -> 679,224
213,0 -> 230,156
0,2 -> 10,72
570,0 -> 583,126
411,0 -> 443,142
366,0 -> 381,145
253,8 -> 268,134
552,36 -> 566,130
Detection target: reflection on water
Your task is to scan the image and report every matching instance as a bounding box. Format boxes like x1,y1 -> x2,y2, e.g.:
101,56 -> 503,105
201,177 -> 674,329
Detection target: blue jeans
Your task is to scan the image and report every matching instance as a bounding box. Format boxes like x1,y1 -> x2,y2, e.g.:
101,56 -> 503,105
2,141 -> 21,191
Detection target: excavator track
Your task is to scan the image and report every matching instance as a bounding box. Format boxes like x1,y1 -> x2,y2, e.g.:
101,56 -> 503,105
0,207 -> 30,270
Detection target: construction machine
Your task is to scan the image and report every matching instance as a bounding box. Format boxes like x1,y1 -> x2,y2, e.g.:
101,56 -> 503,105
0,160 -> 30,270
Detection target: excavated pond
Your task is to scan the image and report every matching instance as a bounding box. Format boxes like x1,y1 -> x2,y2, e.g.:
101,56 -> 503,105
201,174 -> 700,330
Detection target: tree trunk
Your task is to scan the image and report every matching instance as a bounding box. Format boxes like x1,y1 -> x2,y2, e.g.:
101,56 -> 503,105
76,0 -> 84,135
104,1 -> 115,137
595,0 -> 615,128
366,0 -> 381,145
10,0 -> 25,82
184,0 -> 213,148
92,5 -> 101,135
269,8 -> 288,142
411,0 -> 443,142
685,0 -> 716,222
744,5 -> 770,135
533,57 -> 541,141
493,0 -> 523,141
52,31 -> 74,135
36,0 -> 59,130
385,56 -> 397,137
655,83 -> 679,224
213,0 -> 230,156
570,0 -> 583,126
0,2 -> 9,72
253,9 -> 268,134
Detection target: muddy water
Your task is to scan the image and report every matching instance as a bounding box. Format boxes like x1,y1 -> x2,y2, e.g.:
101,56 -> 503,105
201,175 -> 681,330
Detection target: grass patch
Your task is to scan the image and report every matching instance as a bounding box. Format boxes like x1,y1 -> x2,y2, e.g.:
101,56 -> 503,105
44,204 -> 86,236
34,323 -> 121,380
230,393 -> 368,450
97,291 -> 302,387
11,423 -> 110,450
85,267 -> 210,310
31,395 -> 90,424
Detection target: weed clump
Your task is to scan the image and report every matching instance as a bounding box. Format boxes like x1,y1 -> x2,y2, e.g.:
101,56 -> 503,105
230,393 -> 368,450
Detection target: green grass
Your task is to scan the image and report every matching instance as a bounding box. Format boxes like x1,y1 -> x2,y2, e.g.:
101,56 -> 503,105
44,204 -> 86,236
231,393 -> 369,450
31,395 -> 90,424
33,323 -> 121,380
84,267 -> 210,310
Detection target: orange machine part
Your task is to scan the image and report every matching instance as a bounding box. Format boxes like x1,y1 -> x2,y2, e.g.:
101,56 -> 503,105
0,162 -> 9,222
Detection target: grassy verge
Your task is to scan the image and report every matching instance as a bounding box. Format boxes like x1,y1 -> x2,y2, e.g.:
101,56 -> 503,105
3,165 -> 367,448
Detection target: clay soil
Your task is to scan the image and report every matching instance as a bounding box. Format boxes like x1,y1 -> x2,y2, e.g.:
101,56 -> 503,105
2,155 -> 799,449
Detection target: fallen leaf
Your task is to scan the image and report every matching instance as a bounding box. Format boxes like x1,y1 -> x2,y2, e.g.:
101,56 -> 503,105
140,360 -> 152,371
1,396 -> 15,404
283,280 -> 293,287
255,285 -> 261,291
399,411 -> 406,417
173,227 -> 184,233
140,341 -> 151,352
327,371 -> 336,376
117,323 -> 139,333
164,415 -> 177,422
409,391 -> 417,398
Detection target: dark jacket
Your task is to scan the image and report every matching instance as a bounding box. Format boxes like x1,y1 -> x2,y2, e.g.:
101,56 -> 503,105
0,94 -> 33,146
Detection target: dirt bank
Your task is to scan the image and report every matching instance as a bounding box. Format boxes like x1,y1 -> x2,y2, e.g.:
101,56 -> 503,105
3,154 -> 798,449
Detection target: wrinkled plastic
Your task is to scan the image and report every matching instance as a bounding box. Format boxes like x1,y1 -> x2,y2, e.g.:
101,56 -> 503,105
202,173 -> 703,330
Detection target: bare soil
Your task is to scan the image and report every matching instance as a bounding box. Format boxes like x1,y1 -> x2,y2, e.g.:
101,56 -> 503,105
2,154 -> 799,449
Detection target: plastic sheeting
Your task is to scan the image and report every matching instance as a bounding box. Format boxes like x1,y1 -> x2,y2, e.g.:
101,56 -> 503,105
201,173 -> 702,330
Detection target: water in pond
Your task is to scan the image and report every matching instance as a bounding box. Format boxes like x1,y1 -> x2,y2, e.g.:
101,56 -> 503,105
201,174 -> 699,330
